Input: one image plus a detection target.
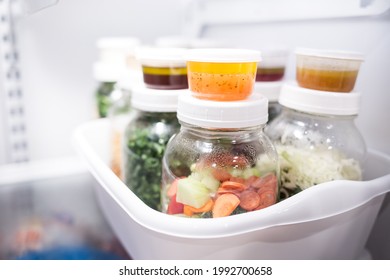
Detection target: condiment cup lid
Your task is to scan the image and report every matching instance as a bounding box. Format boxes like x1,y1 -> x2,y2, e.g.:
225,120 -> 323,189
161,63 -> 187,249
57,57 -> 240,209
97,37 -> 141,50
185,48 -> 261,63
295,48 -> 364,61
178,92 -> 268,128
131,86 -> 184,112
254,81 -> 282,102
92,61 -> 126,82
279,82 -> 361,115
136,47 -> 187,67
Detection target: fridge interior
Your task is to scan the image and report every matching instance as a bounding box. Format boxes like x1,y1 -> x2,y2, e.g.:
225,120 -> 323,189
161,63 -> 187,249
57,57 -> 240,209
0,0 -> 389,259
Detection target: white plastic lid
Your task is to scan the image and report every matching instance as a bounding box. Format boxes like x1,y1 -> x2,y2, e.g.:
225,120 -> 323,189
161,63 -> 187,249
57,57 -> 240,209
136,47 -> 187,67
96,37 -> 141,66
155,36 -> 191,48
258,47 -> 289,68
295,48 -> 364,61
279,82 -> 361,115
254,81 -> 282,102
185,48 -> 261,62
131,86 -> 184,112
178,92 -> 268,128
97,37 -> 141,50
92,61 -> 127,82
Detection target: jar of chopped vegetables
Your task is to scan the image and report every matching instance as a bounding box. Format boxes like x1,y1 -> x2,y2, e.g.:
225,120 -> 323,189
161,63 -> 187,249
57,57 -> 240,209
265,82 -> 366,200
162,93 -> 279,218
123,87 -> 183,211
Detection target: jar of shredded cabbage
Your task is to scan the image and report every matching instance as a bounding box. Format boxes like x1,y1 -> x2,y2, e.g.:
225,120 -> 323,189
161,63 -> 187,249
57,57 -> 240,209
265,82 -> 366,200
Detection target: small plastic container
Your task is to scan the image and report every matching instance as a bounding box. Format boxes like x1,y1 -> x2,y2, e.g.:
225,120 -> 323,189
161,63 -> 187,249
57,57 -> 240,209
136,47 -> 188,90
256,47 -> 289,82
123,86 -> 184,211
295,48 -> 364,92
265,82 -> 366,199
254,81 -> 283,122
185,48 -> 261,101
161,93 -> 279,218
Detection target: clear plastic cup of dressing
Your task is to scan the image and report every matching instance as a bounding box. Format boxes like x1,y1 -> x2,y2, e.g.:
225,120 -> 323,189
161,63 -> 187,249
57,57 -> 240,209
186,48 -> 261,101
295,48 -> 364,93
136,47 -> 188,90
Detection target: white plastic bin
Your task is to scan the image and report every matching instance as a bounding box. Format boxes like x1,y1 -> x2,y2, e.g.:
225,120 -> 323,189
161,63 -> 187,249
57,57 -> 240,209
73,118 -> 390,259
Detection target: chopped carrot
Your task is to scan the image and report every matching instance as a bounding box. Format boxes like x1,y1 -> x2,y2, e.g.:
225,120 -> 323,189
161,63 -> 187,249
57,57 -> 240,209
220,180 -> 247,192
239,190 -> 261,211
229,176 -> 246,185
217,188 -> 241,196
183,205 -> 194,216
255,190 -> 276,210
245,175 -> 258,188
252,173 -> 278,193
212,193 -> 240,218
183,199 -> 214,216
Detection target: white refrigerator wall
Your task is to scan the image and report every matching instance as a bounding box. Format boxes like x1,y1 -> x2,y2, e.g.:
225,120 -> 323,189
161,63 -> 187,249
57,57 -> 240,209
5,0 -> 190,162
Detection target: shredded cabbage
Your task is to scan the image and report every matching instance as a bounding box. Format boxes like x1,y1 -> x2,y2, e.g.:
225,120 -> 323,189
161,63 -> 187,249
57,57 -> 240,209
277,145 -> 362,191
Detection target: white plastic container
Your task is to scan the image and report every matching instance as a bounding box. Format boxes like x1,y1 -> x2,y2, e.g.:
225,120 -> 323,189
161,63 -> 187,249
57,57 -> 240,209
135,47 -> 188,89
256,47 -> 289,82
185,48 -> 261,101
73,118 -> 390,259
295,48 -> 364,92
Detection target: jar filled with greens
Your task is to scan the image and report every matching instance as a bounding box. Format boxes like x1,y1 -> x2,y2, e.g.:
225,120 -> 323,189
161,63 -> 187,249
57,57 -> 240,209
265,82 -> 366,200
162,93 -> 279,218
123,87 -> 184,211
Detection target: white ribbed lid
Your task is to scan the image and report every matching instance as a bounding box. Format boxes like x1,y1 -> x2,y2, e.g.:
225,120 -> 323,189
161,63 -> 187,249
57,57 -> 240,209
178,92 -> 268,128
131,86 -> 185,112
185,48 -> 261,62
279,82 -> 361,115
254,81 -> 282,102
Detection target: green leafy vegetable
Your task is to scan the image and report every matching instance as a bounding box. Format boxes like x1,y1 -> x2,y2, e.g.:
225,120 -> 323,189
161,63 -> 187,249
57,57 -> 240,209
96,82 -> 115,118
124,112 -> 179,211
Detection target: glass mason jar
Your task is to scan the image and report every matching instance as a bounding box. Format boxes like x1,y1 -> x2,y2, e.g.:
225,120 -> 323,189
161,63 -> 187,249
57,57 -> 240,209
265,83 -> 366,200
108,79 -> 134,179
162,93 -> 279,218
95,81 -> 116,118
123,87 -> 184,211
